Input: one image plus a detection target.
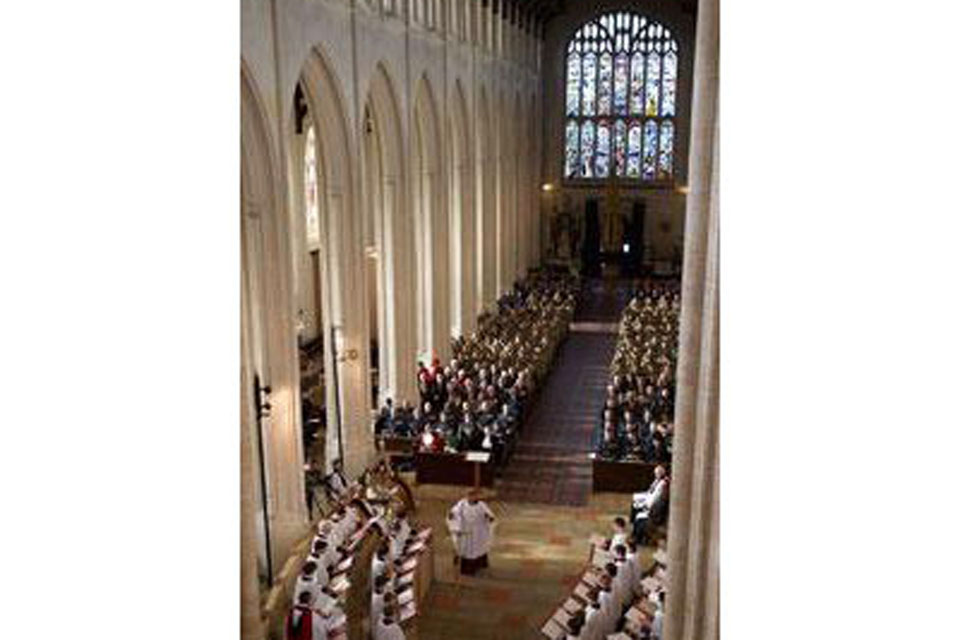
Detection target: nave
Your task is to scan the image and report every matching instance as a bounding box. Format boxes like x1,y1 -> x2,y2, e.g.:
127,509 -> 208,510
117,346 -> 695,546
241,2 -> 719,639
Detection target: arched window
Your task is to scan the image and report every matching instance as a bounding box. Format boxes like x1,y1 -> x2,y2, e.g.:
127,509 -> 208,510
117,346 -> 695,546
564,12 -> 678,182
303,124 -> 320,246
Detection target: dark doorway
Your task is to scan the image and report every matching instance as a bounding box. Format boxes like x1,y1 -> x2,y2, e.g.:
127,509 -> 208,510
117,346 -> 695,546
625,200 -> 645,276
582,198 -> 601,277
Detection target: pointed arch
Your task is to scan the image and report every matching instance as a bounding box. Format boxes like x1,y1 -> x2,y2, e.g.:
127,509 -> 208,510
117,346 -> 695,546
241,60 -> 310,595
297,46 -> 374,478
364,61 -> 416,405
412,74 -> 449,362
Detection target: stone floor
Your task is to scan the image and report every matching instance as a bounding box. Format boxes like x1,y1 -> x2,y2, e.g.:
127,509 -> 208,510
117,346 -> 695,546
408,483 -> 655,640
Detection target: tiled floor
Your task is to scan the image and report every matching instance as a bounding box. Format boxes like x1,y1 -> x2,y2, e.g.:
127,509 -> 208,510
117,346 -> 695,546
410,484 -> 651,640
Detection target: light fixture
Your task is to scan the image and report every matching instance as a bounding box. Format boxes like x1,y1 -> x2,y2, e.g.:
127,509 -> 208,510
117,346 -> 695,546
541,183 -> 554,192
623,243 -> 631,254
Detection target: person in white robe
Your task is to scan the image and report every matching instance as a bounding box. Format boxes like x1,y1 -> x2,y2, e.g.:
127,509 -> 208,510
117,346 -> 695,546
651,591 -> 665,639
371,543 -> 391,584
581,589 -> 603,640
371,575 -> 394,626
448,490 -> 496,575
595,576 -> 617,637
373,606 -> 406,640
294,561 -> 323,608
605,562 -> 627,619
611,544 -> 637,606
610,517 -> 629,549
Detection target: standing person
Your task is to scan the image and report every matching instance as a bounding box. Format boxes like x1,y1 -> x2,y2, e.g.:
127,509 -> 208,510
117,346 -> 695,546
285,591 -> 330,640
447,489 -> 496,575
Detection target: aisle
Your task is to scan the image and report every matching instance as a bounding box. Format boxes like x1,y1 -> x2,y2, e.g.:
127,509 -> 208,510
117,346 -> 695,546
495,278 -> 627,506
413,279 -> 638,639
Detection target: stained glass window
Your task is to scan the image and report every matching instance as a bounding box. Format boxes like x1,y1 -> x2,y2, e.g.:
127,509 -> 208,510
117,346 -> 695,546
564,12 -> 678,181
596,121 -> 611,178
566,53 -> 581,116
564,120 -> 579,178
598,53 -> 613,115
613,119 -> 627,177
629,52 -> 644,115
627,122 -> 642,177
613,54 -> 629,116
662,52 -> 677,117
582,53 -> 597,116
580,121 -> 596,178
642,120 -> 658,179
645,52 -> 661,117
304,124 -> 320,245
658,120 -> 674,178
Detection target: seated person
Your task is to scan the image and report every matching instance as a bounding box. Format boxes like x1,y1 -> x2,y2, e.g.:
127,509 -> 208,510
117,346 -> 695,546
632,466 -> 669,544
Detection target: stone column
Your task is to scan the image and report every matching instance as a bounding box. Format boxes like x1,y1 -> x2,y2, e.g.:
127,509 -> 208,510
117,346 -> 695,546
240,289 -> 265,640
429,168 -> 452,362
457,161 -> 477,335
664,0 -> 719,639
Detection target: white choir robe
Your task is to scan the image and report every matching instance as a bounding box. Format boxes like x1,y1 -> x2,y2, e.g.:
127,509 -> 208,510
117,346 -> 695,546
373,617 -> 406,640
390,534 -> 405,561
294,574 -> 322,608
611,531 -> 628,549
311,551 -> 334,586
398,519 -> 411,545
652,609 -> 663,639
611,563 -> 630,615
582,604 -> 602,640
596,590 -> 617,637
329,471 -> 348,497
449,499 -> 495,560
372,554 -> 389,582
371,591 -> 386,624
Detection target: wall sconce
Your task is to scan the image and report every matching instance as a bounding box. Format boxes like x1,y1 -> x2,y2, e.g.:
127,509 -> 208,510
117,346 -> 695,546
541,183 -> 555,192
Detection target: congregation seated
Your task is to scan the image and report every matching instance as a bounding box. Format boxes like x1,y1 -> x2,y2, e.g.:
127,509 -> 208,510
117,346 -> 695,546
594,283 -> 680,465
375,271 -> 579,472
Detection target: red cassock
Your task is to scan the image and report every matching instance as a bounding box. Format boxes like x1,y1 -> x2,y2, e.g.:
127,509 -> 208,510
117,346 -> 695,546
285,605 -> 315,640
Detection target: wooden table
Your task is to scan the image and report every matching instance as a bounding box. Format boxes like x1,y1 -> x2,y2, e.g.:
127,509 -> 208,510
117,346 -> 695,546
414,451 -> 495,487
592,458 -> 663,492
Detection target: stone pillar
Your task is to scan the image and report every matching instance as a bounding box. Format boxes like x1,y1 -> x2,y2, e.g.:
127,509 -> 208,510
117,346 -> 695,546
663,0 -> 719,639
482,156 -> 497,310
429,168 -> 452,362
240,295 -> 265,640
456,161 -> 477,336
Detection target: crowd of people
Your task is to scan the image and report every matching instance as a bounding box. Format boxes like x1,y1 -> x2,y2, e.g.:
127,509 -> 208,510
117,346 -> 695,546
594,281 -> 681,466
542,518 -> 670,640
285,460 -> 430,640
374,271 -> 579,469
